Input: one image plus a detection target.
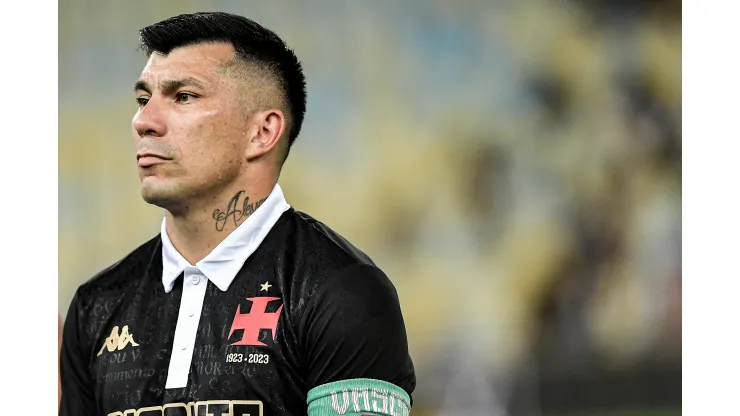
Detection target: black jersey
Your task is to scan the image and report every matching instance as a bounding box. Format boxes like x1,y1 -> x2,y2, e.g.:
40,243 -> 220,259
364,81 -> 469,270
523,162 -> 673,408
60,205 -> 416,416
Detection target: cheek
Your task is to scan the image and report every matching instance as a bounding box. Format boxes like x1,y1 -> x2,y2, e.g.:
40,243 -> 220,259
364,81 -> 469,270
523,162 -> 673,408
177,123 -> 244,169
211,115 -> 250,158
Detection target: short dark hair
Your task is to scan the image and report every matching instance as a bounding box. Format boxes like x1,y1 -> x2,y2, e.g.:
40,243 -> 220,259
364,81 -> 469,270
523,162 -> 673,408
138,12 -> 307,162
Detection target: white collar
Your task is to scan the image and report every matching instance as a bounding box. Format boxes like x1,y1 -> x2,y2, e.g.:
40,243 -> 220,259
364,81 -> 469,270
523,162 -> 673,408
160,184 -> 290,293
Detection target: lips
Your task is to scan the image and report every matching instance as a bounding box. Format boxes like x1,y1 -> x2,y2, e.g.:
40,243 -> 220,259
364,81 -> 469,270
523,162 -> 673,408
136,152 -> 172,168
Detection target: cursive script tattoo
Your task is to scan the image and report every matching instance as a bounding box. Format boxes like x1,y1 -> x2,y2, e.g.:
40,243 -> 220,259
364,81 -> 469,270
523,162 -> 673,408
212,191 -> 267,232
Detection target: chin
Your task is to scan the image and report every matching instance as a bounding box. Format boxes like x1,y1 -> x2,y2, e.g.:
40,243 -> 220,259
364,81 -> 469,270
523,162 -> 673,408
140,181 -> 183,211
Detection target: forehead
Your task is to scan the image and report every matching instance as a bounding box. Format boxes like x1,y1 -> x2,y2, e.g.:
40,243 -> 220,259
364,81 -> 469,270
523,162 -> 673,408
139,42 -> 237,81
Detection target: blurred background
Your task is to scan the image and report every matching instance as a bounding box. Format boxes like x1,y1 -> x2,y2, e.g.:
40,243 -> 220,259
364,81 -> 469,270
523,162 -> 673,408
59,1 -> 681,415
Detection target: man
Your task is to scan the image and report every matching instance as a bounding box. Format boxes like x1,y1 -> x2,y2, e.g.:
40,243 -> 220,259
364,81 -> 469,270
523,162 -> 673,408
60,12 -> 415,416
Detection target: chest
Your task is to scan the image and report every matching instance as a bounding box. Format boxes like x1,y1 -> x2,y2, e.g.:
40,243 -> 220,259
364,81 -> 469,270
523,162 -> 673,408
90,273 -> 304,415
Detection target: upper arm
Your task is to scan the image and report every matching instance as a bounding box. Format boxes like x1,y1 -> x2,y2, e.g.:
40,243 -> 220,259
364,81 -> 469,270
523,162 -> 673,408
301,264 -> 416,415
59,290 -> 97,416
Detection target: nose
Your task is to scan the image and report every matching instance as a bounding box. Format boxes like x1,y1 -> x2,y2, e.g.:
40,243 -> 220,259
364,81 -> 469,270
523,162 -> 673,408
132,98 -> 166,138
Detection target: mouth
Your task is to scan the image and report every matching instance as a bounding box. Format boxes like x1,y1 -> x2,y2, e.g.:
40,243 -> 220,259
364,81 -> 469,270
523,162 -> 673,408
136,153 -> 172,168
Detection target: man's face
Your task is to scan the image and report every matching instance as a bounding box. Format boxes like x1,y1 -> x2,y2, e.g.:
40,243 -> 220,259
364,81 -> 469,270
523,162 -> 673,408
132,43 -> 252,209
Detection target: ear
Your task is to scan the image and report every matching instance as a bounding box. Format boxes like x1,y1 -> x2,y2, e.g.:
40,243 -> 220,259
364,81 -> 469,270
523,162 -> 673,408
246,109 -> 286,161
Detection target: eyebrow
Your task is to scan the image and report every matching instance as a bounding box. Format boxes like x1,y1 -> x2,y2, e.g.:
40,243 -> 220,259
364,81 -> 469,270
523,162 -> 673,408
133,77 -> 207,95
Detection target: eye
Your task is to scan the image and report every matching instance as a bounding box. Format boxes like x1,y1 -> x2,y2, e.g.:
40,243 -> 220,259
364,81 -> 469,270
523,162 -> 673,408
176,92 -> 197,103
136,97 -> 149,107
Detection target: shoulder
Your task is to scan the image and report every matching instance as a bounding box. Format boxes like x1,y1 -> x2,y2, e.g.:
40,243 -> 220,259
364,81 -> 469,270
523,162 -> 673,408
73,235 -> 162,308
64,235 -> 162,347
282,209 -> 376,267
316,263 -> 399,304
277,209 -> 397,305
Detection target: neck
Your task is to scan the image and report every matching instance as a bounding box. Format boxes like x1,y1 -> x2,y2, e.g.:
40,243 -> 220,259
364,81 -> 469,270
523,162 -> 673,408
164,181 -> 275,265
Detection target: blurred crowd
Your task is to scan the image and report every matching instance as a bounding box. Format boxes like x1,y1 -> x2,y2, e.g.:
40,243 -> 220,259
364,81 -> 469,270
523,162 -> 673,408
60,1 -> 680,414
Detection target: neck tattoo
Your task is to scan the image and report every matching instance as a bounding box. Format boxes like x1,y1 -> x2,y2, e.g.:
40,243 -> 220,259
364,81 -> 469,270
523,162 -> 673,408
212,191 -> 267,232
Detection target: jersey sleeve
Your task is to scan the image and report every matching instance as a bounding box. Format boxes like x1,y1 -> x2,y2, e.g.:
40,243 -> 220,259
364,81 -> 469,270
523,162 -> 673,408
300,264 -> 416,416
59,289 -> 97,416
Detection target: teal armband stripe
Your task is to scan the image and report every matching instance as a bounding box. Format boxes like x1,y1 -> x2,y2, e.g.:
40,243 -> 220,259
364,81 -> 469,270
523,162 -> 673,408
307,378 -> 411,416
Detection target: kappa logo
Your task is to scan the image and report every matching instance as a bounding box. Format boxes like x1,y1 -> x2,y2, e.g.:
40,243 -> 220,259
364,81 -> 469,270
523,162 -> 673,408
97,325 -> 139,356
228,297 -> 283,346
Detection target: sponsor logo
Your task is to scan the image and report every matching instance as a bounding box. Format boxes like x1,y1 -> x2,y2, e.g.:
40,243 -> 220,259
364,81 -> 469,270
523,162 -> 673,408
98,325 -> 139,356
107,399 -> 263,416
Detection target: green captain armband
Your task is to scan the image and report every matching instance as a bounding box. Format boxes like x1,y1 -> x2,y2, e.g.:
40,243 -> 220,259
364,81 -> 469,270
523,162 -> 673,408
307,378 -> 411,416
